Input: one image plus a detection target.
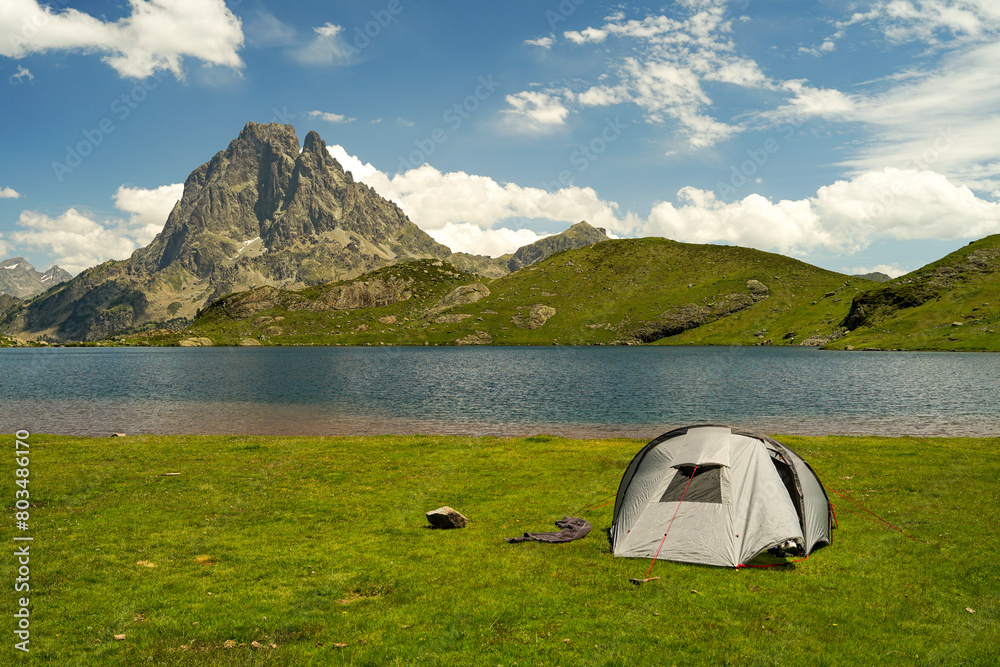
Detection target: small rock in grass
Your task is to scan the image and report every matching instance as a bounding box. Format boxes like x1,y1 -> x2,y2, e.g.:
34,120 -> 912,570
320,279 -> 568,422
426,506 -> 468,529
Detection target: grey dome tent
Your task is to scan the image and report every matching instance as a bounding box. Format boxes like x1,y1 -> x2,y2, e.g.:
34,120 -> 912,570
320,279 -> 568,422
610,425 -> 833,568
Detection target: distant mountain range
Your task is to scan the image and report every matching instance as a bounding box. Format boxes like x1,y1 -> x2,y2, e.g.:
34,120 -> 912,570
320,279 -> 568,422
0,257 -> 71,299
1,122 -> 997,351
0,123 -> 606,342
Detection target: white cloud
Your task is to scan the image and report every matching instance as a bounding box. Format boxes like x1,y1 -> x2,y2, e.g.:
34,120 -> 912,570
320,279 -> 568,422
0,0 -> 244,79
577,85 -> 628,107
742,3 -> 1000,192
0,186 -> 20,199
326,145 -> 384,183
500,91 -> 570,133
841,0 -> 1000,45
564,27 -> 608,44
833,41 -> 1000,190
9,65 -> 32,83
6,183 -> 182,274
7,209 -> 138,275
507,2 -> 773,151
293,23 -> 350,65
307,110 -> 355,124
848,264 -> 908,279
767,80 -> 858,123
112,183 -> 183,246
524,35 -> 555,48
327,142 -> 1000,259
644,168 -> 1000,256
646,188 -> 830,256
799,40 -> 837,57
326,145 -> 638,247
428,223 -> 549,257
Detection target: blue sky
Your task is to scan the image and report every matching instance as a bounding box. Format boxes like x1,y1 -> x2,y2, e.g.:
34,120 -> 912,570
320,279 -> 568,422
2,0 -> 1000,276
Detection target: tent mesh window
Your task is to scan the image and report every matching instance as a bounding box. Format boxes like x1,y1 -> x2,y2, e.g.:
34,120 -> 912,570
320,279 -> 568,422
659,465 -> 723,504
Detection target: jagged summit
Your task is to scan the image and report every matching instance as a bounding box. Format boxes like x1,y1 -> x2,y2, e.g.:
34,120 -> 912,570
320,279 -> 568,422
0,257 -> 72,298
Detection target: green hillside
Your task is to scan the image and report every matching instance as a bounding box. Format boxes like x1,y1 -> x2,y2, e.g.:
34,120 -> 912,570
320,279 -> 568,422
828,234 -> 1000,351
122,238 -> 872,347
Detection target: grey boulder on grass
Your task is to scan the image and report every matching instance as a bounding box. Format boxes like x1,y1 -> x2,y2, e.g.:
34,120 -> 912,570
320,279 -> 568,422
426,506 -> 468,529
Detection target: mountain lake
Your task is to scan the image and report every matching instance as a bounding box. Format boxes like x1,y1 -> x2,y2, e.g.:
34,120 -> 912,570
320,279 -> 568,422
1,345 -> 998,438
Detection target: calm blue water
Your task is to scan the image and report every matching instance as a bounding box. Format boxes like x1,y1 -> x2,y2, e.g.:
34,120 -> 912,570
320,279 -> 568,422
1,346 -> 998,437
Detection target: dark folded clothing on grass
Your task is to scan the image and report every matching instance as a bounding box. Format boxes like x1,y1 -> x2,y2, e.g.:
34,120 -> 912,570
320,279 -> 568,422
505,516 -> 592,543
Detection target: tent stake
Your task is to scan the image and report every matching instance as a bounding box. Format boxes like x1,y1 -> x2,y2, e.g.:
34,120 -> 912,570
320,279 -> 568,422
630,577 -> 660,585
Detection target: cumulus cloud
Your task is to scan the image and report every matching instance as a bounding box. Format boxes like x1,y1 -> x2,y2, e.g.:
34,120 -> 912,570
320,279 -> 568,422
327,142 -> 1000,258
644,168 -> 1000,256
6,183 -> 182,274
500,91 -> 571,133
326,144 -> 637,255
7,209 -> 139,275
0,0 -> 244,79
646,188 -> 830,256
112,183 -> 184,245
427,223 -> 549,257
0,186 -> 20,199
307,110 -> 355,124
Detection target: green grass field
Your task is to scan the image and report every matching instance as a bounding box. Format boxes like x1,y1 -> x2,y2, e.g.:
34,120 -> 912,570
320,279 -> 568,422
3,433 -> 997,665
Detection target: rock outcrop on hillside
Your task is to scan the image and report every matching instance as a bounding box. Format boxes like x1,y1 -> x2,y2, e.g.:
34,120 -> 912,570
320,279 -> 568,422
507,222 -> 609,272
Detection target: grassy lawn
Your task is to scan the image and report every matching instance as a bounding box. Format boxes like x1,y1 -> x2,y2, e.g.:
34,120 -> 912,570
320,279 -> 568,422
3,433 -> 997,665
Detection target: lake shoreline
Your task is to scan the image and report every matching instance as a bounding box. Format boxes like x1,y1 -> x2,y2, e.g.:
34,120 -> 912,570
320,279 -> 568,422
4,345 -> 998,438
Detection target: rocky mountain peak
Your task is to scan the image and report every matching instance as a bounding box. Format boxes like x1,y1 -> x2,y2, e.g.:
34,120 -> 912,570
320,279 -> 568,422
0,257 -> 72,298
507,220 -> 610,272
3,122 -> 451,341
236,121 -> 299,154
